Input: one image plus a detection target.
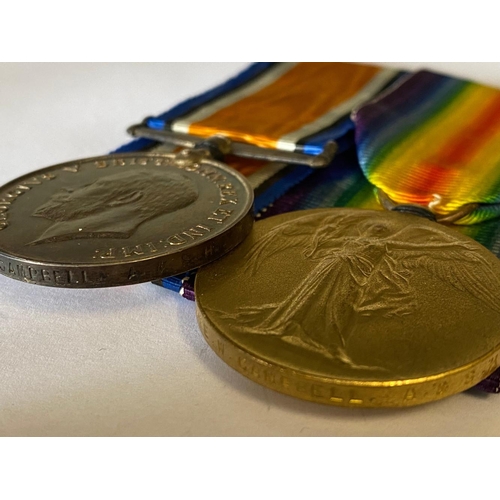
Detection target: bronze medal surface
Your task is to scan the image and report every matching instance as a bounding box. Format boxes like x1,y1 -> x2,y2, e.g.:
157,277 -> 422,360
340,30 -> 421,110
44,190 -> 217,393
196,208 -> 500,408
0,153 -> 253,287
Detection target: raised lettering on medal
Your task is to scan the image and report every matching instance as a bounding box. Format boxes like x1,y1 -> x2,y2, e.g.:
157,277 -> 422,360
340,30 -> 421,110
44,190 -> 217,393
0,153 -> 253,287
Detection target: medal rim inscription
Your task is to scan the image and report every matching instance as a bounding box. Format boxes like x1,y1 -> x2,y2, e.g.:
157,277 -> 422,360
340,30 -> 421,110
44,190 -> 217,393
195,208 -> 500,408
0,153 -> 254,288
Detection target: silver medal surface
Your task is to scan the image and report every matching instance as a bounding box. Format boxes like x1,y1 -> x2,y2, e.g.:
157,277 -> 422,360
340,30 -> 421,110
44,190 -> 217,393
0,153 -> 253,287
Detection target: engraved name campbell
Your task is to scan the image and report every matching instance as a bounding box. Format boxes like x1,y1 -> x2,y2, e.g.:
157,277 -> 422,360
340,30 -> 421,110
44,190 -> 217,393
206,332 -> 499,408
0,260 -> 93,285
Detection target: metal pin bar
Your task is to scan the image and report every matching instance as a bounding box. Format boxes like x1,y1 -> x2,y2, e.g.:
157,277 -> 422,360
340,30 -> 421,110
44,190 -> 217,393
127,125 -> 337,168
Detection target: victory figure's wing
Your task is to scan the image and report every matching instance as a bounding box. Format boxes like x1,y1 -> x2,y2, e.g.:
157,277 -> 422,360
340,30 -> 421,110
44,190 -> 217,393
388,226 -> 500,315
415,250 -> 500,315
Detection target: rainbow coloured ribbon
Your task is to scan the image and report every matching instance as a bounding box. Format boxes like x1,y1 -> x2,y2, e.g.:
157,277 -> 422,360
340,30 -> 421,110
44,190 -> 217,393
153,145 -> 500,393
353,70 -> 500,224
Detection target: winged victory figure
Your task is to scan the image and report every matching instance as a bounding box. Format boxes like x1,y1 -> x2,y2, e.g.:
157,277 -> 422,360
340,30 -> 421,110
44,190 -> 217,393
213,210 -> 500,371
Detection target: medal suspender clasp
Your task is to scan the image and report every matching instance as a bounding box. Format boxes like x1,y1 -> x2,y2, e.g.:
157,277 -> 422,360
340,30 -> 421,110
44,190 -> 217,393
127,123 -> 337,168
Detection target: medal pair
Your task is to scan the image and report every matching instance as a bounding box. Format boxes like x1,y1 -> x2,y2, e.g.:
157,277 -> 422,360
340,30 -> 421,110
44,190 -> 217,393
2,63 -> 500,407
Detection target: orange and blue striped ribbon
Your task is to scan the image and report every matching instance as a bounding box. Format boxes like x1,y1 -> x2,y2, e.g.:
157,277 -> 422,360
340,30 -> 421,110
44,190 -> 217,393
353,70 -> 500,224
116,62 -> 402,298
144,62 -> 400,156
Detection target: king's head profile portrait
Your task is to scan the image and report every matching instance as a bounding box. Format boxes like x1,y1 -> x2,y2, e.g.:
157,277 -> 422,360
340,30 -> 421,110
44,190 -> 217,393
29,168 -> 199,245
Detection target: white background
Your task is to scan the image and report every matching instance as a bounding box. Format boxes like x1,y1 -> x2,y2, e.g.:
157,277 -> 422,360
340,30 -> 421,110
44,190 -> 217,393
1,62 -> 500,436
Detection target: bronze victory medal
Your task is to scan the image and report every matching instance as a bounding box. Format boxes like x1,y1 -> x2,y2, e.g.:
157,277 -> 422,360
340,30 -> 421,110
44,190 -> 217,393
0,153 -> 253,287
196,209 -> 500,408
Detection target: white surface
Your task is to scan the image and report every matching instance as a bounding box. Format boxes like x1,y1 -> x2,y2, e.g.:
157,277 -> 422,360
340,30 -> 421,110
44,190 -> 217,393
1,62 -> 500,436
